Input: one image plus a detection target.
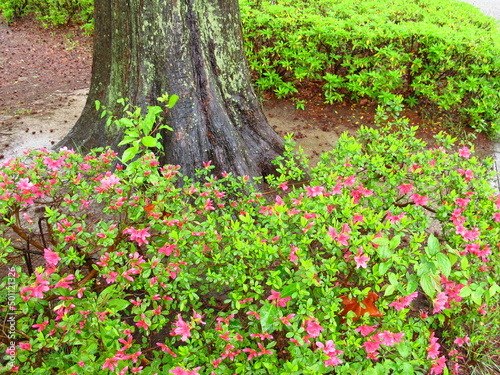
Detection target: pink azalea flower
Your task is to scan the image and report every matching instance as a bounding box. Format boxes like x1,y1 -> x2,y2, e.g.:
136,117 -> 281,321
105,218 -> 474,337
32,320 -> 49,332
123,227 -> 151,246
411,193 -> 429,206
156,343 -> 177,357
458,146 -> 471,159
430,356 -> 447,375
279,314 -> 296,326
454,335 -> 470,347
354,248 -> 370,269
96,173 -> 121,192
327,226 -> 350,246
192,310 -> 206,325
304,316 -> 324,338
389,291 -> 418,311
18,342 -> 31,350
305,185 -> 324,197
171,314 -> 191,341
376,330 -> 403,347
44,248 -> 61,267
316,340 -> 343,367
169,366 -> 201,375
17,177 -> 34,191
102,357 -> 119,372
398,183 -> 413,194
427,331 -> 441,359
267,290 -> 291,307
289,244 -> 299,264
136,314 -> 149,330
458,168 -> 474,181
362,338 -> 381,353
433,292 -> 448,314
243,347 -> 258,361
355,325 -> 377,337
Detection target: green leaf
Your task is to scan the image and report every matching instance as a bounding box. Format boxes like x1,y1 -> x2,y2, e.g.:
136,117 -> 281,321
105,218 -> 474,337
420,272 -> 441,299
378,260 -> 393,276
471,287 -> 484,305
118,135 -> 138,147
377,245 -> 393,259
97,284 -> 117,305
396,343 -> 411,358
435,253 -> 451,277
489,283 -> 500,298
141,136 -> 157,148
168,94 -> 179,108
122,145 -> 139,163
372,236 -> 389,247
95,100 -> 101,111
281,283 -> 300,298
384,284 -> 396,297
259,303 -> 278,333
119,118 -> 135,128
426,234 -> 440,257
107,299 -> 130,313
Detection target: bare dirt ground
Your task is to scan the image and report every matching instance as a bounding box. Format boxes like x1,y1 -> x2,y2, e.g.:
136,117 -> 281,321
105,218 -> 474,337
0,17 -> 495,165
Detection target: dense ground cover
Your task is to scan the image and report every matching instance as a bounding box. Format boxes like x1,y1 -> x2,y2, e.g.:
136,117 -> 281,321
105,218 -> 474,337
0,103 -> 499,374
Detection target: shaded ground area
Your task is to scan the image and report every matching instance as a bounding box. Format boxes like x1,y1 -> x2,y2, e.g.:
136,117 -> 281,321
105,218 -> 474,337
0,17 -> 495,165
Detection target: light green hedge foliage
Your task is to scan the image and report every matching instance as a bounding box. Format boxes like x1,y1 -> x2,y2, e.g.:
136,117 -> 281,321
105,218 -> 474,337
241,0 -> 500,136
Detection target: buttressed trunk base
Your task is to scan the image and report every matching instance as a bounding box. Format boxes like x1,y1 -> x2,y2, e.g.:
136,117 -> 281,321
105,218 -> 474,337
57,0 -> 284,180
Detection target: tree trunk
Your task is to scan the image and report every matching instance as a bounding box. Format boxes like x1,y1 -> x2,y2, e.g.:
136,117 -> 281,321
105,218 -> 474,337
56,0 -> 284,180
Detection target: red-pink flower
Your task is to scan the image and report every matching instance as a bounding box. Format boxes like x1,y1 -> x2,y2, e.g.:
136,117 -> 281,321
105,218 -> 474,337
102,357 -> 119,372
123,227 -> 150,246
136,313 -> 149,330
355,325 -> 377,337
327,226 -> 350,246
18,342 -> 31,350
453,335 -> 470,347
267,290 -> 291,307
427,331 -> 441,359
458,146 -> 471,159
156,343 -> 177,357
304,316 -> 324,338
32,320 -> 49,332
362,338 -> 381,353
289,244 -> 299,264
398,183 -> 413,194
411,193 -> 429,206
44,248 -> 61,267
354,248 -> 370,269
433,292 -> 448,314
316,340 -> 343,367
279,314 -> 296,326
389,291 -> 418,311
171,314 -> 191,341
169,366 -> 201,375
430,356 -> 446,375
305,185 -> 324,197
96,173 -> 120,192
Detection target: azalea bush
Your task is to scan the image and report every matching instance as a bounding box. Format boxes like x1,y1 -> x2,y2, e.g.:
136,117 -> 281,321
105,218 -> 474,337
241,0 -> 500,136
1,108 -> 500,374
0,0 -> 93,27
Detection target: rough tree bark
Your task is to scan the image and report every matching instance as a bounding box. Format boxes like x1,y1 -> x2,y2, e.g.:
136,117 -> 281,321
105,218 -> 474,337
57,0 -> 284,179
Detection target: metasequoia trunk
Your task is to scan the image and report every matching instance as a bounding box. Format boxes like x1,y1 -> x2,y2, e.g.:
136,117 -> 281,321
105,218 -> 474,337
57,0 -> 284,179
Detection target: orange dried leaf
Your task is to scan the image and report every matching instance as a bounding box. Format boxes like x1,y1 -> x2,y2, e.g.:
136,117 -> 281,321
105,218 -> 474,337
339,291 -> 383,320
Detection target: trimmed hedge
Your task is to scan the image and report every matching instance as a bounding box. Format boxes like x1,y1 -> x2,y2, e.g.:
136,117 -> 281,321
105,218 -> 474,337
241,0 -> 500,136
